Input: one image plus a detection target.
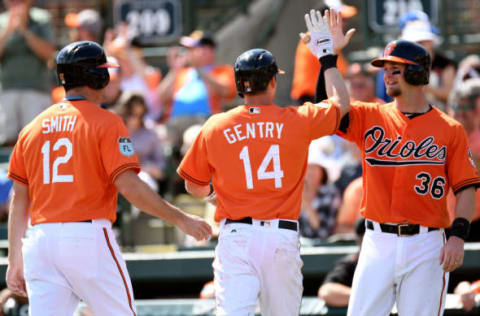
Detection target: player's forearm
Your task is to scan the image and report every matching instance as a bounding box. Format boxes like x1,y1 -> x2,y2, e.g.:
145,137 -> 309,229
7,184 -> 30,264
324,66 -> 350,117
454,187 -> 475,221
185,180 -> 211,198
22,31 -> 55,61
318,282 -> 351,307
115,170 -> 187,227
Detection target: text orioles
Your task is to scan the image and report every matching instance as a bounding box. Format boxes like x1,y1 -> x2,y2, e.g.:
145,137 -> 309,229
364,126 -> 446,166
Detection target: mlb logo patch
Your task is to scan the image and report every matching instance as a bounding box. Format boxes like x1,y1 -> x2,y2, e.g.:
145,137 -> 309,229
119,137 -> 135,156
58,103 -> 69,110
249,107 -> 260,114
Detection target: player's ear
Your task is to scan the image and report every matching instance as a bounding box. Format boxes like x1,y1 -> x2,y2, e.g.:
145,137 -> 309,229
269,76 -> 276,89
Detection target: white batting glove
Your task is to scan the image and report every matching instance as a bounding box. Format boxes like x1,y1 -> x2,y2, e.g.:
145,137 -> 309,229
301,9 -> 333,58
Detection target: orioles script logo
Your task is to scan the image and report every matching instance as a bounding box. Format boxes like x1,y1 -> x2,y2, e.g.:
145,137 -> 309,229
364,126 -> 446,166
384,42 -> 396,57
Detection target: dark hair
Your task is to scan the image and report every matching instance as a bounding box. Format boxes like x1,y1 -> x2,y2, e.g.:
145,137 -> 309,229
117,92 -> 148,124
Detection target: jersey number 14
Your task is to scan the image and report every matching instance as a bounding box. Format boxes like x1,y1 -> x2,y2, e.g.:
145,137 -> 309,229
239,144 -> 284,189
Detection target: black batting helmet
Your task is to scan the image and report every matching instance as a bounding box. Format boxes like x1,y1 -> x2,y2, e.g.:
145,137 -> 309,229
371,40 -> 431,86
56,41 -> 118,91
234,48 -> 284,97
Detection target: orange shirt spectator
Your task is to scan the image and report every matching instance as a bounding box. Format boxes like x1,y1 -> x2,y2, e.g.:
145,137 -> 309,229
291,40 -> 348,103
335,176 -> 363,234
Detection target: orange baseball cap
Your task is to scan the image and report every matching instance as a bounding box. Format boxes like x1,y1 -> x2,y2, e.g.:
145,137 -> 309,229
65,9 -> 103,37
324,0 -> 357,19
180,30 -> 216,48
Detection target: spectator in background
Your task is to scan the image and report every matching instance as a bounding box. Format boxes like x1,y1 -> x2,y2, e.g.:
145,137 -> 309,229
301,138 -> 342,240
0,0 -> 55,146
318,217 -> 365,307
454,54 -> 480,90
400,16 -> 456,113
450,78 -> 480,160
346,63 -> 385,104
454,280 -> 480,312
335,176 -> 362,234
157,30 -> 236,150
291,0 -> 355,104
117,92 -> 166,189
105,24 -> 163,122
101,56 -> 125,109
446,79 -> 480,241
65,9 -> 103,43
52,10 -> 103,104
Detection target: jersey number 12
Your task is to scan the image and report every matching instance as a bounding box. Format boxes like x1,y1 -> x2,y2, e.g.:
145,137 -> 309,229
41,138 -> 74,184
239,144 -> 284,189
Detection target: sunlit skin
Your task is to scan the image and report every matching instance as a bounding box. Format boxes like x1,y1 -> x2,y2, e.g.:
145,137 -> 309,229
383,62 -> 405,98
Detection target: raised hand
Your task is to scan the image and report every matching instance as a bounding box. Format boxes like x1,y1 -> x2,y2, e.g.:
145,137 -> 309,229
300,9 -> 355,56
326,9 -> 355,54
300,9 -> 333,59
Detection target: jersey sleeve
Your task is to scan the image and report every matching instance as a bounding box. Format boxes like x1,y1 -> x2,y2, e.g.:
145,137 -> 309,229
300,101 -> 340,140
177,128 -> 211,186
99,117 -> 140,183
336,101 -> 370,146
7,137 -> 28,185
447,125 -> 480,193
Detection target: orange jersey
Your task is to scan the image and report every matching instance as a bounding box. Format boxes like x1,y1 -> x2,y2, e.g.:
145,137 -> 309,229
338,101 -> 480,228
178,102 -> 340,222
8,99 -> 140,225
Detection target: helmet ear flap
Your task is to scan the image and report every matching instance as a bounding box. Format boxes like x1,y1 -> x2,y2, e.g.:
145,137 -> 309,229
85,68 -> 110,90
404,64 -> 429,86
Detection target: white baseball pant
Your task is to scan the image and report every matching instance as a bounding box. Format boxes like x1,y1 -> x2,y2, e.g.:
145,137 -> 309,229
347,220 -> 448,316
22,219 -> 137,316
213,219 -> 303,316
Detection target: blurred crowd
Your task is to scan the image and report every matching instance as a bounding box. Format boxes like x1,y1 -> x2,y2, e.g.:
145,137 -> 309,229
0,0 -> 478,313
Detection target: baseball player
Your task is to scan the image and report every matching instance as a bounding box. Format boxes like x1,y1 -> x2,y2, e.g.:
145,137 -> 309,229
6,41 -> 211,316
177,9 -> 351,316
310,38 -> 480,315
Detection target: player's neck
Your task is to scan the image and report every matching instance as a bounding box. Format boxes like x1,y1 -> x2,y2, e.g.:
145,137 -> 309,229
66,87 -> 104,105
394,89 -> 429,113
244,95 -> 275,106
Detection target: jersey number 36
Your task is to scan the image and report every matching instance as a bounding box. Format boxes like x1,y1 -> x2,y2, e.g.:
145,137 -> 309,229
414,172 -> 445,199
